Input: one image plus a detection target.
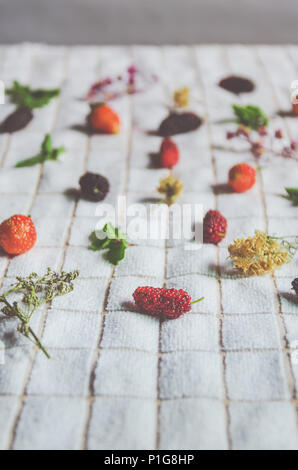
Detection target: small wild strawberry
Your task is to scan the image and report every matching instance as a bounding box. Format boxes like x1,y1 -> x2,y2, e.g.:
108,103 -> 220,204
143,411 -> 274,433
228,163 -> 256,193
87,103 -> 120,134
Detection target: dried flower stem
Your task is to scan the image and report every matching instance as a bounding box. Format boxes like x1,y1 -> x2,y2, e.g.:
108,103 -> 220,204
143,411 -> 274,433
0,268 -> 80,358
228,230 -> 298,276
191,297 -> 205,305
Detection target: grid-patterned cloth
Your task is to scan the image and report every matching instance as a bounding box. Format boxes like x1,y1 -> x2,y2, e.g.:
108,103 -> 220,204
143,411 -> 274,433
0,44 -> 298,450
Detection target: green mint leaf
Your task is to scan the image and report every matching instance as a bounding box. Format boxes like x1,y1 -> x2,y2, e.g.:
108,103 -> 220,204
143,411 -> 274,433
103,223 -> 117,239
15,134 -> 66,168
89,224 -> 128,265
285,187 -> 298,205
6,81 -> 60,110
107,239 -> 127,265
232,104 -> 269,130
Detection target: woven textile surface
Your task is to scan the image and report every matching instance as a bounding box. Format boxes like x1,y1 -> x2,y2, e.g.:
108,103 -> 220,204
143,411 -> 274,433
0,44 -> 298,450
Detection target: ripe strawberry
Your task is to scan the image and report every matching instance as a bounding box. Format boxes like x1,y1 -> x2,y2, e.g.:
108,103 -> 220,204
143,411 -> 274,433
203,210 -> 227,245
0,215 -> 37,255
87,103 -> 120,134
133,286 -> 203,319
228,163 -> 256,193
160,138 -> 179,168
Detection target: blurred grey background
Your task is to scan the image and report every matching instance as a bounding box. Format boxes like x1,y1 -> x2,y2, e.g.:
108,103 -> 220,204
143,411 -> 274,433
0,0 -> 297,44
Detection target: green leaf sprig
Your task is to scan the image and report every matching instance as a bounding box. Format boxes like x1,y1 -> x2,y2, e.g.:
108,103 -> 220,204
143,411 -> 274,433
6,81 -> 60,110
285,187 -> 298,205
0,268 -> 80,358
15,134 -> 65,168
90,223 -> 128,265
232,104 -> 269,130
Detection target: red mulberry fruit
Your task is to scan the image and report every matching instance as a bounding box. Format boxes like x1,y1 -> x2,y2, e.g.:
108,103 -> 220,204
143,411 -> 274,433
133,286 -> 203,320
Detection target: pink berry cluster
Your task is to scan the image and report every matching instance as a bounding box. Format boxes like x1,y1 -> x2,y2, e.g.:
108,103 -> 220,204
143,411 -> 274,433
86,64 -> 158,102
227,125 -> 298,160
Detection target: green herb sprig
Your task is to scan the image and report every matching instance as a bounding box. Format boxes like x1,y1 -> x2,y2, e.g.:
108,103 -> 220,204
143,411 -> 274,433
15,134 -> 65,168
90,223 -> 128,265
6,81 -> 60,110
0,268 -> 80,358
232,104 -> 269,130
285,187 -> 298,206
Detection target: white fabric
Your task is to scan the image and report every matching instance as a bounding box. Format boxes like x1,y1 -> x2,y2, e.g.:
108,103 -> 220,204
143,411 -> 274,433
0,44 -> 297,450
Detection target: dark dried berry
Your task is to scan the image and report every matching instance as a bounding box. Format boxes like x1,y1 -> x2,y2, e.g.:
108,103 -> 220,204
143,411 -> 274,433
292,278 -> 298,295
158,112 -> 202,137
79,172 -> 109,202
0,107 -> 34,133
218,76 -> 255,95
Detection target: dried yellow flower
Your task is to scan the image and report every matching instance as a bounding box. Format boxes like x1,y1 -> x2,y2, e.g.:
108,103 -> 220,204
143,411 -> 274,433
157,172 -> 183,205
173,87 -> 190,108
228,230 -> 291,276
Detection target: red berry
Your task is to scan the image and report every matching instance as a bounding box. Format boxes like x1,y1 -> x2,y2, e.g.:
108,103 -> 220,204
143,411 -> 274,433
159,137 -> 179,168
0,215 -> 37,255
133,286 -> 192,319
228,163 -> 256,193
275,129 -> 283,139
203,210 -> 227,245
